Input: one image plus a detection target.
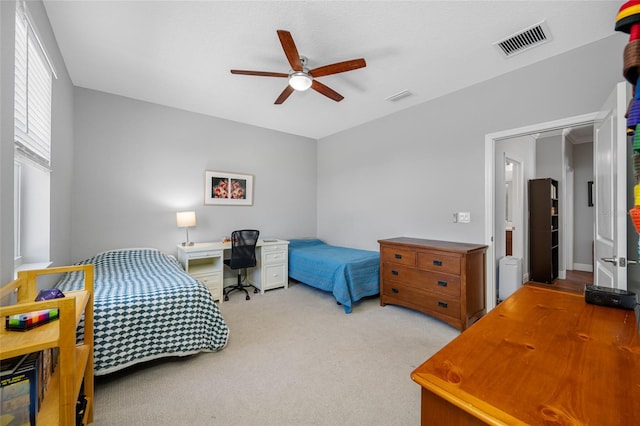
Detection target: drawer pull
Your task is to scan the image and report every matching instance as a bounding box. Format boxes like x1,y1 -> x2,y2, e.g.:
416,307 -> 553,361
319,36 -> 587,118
392,287 -> 399,293
438,301 -> 448,308
433,260 -> 443,266
394,253 -> 402,259
391,270 -> 399,276
437,280 -> 447,287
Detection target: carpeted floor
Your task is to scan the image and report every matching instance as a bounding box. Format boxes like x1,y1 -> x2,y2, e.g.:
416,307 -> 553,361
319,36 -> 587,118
93,281 -> 459,425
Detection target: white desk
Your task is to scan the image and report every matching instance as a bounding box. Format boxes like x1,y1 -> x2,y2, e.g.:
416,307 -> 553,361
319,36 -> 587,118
176,239 -> 289,301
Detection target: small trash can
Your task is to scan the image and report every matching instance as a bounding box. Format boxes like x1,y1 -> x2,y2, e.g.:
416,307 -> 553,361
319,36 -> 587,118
499,256 -> 522,301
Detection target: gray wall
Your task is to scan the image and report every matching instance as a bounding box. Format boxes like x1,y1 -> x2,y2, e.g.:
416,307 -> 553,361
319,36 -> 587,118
573,142 -> 594,267
72,88 -> 317,260
2,5 -> 637,296
536,135 -> 562,182
317,34 -> 627,252
0,0 -> 75,283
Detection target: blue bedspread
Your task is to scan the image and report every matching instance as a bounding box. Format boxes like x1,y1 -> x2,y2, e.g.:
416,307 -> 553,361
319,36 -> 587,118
288,239 -> 380,313
55,248 -> 229,375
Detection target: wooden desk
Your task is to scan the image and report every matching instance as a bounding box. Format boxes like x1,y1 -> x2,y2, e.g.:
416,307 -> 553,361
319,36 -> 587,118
411,286 -> 640,425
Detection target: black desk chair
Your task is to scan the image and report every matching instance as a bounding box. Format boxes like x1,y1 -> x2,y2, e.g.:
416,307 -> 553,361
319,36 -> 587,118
223,229 -> 260,301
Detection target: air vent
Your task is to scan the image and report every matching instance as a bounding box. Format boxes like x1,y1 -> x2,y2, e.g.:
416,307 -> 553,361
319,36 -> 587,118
494,21 -> 551,58
385,90 -> 412,102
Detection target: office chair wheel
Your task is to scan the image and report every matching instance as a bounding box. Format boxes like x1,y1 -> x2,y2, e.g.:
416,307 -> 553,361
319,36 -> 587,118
224,295 -> 229,301
253,288 -> 259,293
245,294 -> 251,300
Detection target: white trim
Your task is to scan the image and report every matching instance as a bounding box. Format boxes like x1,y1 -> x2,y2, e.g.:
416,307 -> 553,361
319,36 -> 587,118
17,0 -> 57,79
485,112 -> 598,312
14,261 -> 52,279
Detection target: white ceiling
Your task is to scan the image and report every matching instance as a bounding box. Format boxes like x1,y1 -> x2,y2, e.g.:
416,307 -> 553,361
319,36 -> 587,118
42,1 -> 622,140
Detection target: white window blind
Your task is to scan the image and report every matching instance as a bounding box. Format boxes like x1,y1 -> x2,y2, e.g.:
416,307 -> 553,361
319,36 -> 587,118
14,3 -> 53,169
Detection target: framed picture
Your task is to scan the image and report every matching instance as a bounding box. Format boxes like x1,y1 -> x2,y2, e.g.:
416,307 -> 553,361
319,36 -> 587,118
205,171 -> 253,206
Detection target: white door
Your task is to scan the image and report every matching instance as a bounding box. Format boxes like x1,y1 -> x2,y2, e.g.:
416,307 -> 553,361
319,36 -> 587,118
594,82 -> 628,290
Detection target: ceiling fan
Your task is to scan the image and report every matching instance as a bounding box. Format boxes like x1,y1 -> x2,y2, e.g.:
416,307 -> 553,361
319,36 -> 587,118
230,30 -> 366,104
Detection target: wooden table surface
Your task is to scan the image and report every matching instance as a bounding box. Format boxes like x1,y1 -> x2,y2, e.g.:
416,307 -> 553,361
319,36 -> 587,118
411,285 -> 640,425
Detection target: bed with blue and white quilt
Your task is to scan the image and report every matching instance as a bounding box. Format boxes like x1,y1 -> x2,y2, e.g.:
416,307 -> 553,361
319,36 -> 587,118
288,239 -> 380,313
55,248 -> 229,376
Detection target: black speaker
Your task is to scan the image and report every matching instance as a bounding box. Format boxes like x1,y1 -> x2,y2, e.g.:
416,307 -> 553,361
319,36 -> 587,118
585,285 -> 637,310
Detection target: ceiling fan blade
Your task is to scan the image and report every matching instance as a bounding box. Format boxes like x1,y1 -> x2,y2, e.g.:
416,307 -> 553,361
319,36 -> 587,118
311,80 -> 344,102
310,58 -> 366,78
275,85 -> 295,104
277,30 -> 302,71
230,70 -> 288,78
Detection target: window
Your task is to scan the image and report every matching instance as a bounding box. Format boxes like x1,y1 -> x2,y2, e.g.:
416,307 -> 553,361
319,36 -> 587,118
14,2 -> 53,169
14,2 -> 55,269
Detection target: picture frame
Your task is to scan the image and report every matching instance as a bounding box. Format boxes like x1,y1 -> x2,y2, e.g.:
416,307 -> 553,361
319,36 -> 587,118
204,171 -> 253,206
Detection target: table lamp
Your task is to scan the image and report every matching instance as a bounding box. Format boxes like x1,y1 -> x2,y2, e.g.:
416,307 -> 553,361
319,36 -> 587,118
176,211 -> 196,246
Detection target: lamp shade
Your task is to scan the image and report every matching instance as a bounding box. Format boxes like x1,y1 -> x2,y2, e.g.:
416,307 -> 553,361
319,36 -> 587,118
176,211 -> 196,228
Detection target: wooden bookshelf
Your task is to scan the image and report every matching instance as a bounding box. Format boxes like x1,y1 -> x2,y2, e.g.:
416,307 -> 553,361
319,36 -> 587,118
0,265 -> 94,425
529,178 -> 559,283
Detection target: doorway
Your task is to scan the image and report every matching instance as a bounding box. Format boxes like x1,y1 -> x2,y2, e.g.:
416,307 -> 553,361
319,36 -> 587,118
504,156 -> 523,259
484,112 -> 598,311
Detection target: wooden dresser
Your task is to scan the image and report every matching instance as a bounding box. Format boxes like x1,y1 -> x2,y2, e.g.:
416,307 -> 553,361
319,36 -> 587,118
378,237 -> 487,331
411,286 -> 640,425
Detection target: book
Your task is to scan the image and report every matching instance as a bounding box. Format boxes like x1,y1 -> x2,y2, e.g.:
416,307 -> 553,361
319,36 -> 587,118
0,355 -> 28,377
0,359 -> 37,426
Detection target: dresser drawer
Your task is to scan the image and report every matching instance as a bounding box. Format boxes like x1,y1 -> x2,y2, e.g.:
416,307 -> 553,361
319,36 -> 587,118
382,283 -> 460,319
418,251 -> 461,275
382,263 -> 460,297
263,250 -> 287,265
381,247 -> 417,266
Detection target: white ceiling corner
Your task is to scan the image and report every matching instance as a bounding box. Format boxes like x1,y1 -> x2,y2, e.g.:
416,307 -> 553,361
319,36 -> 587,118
42,1 -> 622,140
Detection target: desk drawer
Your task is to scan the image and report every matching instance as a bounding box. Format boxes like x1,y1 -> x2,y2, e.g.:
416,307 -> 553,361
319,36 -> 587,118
418,251 -> 461,275
193,272 -> 222,301
263,250 -> 287,265
263,264 -> 287,290
381,247 -> 417,266
382,264 -> 460,297
382,283 -> 460,318
188,249 -> 223,260
262,243 -> 287,252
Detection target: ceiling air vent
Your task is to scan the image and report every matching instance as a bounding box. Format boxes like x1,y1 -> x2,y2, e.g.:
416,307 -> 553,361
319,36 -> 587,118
494,21 -> 551,58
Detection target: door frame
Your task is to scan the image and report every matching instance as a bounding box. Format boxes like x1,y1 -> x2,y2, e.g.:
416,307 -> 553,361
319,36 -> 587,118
484,112 -> 598,311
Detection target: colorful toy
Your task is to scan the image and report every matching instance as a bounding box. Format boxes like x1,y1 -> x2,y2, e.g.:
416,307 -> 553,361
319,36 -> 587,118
5,308 -> 59,331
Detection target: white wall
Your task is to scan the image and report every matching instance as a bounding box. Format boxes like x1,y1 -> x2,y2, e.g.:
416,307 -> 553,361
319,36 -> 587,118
0,0 -> 75,283
495,135 -> 535,275
72,88 -> 318,261
573,142 -> 594,268
0,1 -> 15,284
317,34 -> 626,252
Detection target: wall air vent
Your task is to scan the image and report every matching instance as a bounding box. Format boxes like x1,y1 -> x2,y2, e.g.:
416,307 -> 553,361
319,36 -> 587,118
385,90 -> 412,102
493,20 -> 551,58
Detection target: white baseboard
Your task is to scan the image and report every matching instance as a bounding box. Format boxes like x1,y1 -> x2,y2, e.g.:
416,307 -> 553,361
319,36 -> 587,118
573,263 -> 593,272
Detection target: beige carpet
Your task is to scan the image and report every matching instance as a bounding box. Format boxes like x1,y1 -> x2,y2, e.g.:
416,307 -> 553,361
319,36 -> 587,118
93,281 -> 459,425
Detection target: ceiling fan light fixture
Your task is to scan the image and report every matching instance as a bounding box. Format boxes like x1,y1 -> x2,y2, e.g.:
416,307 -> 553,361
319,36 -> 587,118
289,71 -> 312,91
